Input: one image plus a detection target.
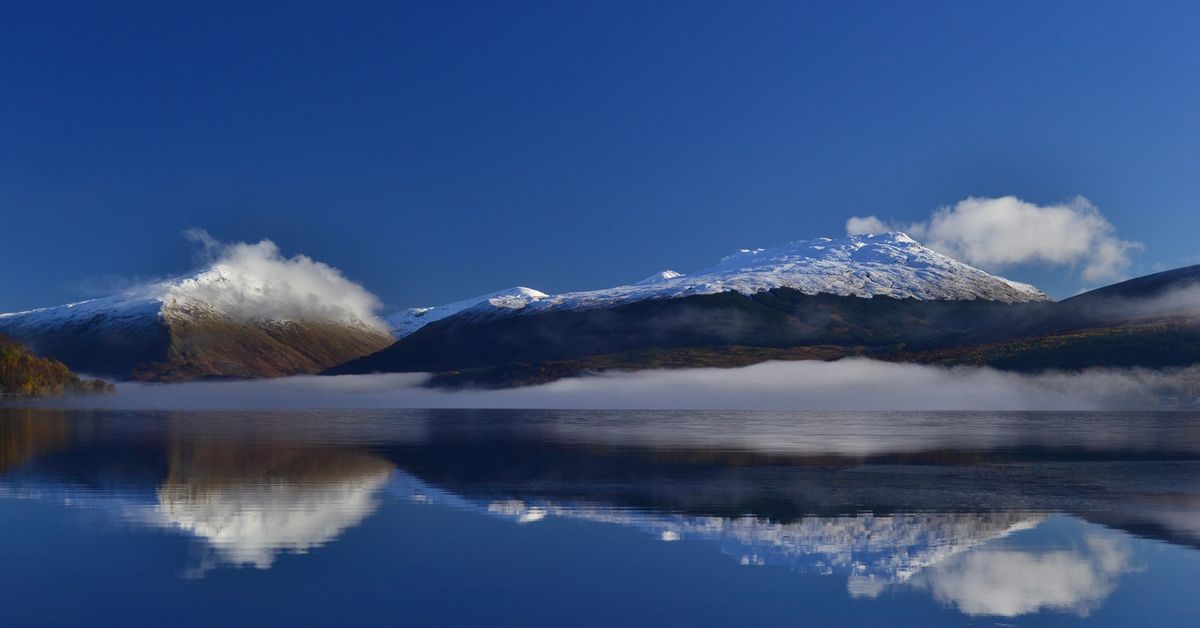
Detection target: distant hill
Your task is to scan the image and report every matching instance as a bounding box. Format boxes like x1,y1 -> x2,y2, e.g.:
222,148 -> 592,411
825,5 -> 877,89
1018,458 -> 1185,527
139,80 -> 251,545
917,265 -> 1200,371
0,332 -> 112,397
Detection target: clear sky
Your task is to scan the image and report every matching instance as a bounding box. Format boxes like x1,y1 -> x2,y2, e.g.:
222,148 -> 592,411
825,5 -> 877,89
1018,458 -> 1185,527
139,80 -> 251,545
2,0 -> 1198,312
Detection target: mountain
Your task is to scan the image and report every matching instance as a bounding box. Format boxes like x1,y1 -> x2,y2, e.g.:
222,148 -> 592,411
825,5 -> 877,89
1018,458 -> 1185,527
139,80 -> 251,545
385,287 -> 549,338
517,232 -> 1048,312
379,232 -> 1047,340
0,267 -> 394,382
11,231 -> 1195,388
0,332 -> 113,397
918,264 -> 1200,372
331,233 -> 1061,382
330,234 -> 1200,386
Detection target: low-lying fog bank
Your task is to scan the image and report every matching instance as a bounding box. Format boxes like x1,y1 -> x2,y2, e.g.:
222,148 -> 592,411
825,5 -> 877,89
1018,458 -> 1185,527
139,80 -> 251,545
18,358 -> 1200,411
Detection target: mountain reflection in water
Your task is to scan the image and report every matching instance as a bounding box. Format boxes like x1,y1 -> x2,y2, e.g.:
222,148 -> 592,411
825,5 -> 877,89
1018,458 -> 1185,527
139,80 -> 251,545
154,443 -> 393,572
1,408 -> 1198,623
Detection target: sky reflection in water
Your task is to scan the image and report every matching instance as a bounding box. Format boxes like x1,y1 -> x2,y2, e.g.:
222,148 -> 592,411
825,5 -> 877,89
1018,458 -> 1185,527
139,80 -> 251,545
1,408 -> 1199,626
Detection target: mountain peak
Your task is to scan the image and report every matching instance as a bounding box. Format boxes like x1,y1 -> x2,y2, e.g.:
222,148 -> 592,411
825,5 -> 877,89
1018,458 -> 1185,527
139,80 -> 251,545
635,270 -> 684,285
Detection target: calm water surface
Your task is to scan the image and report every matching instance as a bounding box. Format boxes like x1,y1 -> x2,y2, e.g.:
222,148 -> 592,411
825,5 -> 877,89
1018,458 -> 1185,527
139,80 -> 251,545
2,408 -> 1200,626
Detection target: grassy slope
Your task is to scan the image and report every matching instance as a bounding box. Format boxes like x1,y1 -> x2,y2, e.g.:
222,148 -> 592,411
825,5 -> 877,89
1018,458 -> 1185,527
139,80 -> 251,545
133,312 -> 396,382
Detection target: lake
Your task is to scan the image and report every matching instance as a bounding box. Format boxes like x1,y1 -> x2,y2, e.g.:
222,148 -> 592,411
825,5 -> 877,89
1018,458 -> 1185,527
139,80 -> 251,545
2,408 -> 1199,626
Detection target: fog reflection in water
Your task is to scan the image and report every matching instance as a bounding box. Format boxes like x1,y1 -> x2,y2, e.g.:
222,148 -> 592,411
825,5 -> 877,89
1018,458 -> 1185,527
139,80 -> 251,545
1,408 -> 1198,623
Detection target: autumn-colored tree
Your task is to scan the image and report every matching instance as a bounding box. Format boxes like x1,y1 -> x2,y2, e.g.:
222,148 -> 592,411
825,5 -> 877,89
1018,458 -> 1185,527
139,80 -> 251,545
0,333 -> 113,397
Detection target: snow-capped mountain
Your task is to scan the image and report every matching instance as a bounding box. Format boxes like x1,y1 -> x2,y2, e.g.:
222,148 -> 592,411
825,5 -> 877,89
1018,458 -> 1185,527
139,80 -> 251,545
0,266 -> 394,381
383,232 -> 1047,338
0,291 -> 164,341
331,232 -> 1064,378
2,262 -> 389,333
385,287 -> 548,337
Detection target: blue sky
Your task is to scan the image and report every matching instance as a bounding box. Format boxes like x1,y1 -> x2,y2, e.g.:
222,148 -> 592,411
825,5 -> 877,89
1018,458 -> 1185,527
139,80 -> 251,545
2,0 -> 1198,312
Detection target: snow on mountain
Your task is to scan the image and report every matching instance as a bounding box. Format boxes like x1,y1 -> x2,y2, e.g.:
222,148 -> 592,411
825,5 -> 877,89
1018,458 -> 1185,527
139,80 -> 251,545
385,287 -> 549,337
160,265 -> 386,330
0,259 -> 394,381
0,264 -> 388,337
0,291 -> 164,337
384,232 -> 1048,337
2,231 -> 391,343
4,232 -> 1047,344
635,270 -> 684,285
532,232 -> 1048,311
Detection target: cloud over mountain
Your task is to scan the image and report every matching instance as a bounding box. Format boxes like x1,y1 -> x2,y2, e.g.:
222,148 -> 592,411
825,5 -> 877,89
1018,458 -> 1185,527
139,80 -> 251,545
847,196 -> 1140,281
170,229 -> 385,327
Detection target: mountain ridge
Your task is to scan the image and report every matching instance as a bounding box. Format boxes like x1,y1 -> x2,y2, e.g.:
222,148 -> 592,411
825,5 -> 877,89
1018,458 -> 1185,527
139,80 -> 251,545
382,232 -> 1048,340
9,231 -> 1194,387
332,258 -> 1200,386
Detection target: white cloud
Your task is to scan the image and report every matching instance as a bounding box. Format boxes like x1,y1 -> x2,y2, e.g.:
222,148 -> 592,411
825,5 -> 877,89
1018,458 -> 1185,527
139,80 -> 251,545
153,229 -> 386,328
843,216 -> 891,237
846,196 -> 1141,281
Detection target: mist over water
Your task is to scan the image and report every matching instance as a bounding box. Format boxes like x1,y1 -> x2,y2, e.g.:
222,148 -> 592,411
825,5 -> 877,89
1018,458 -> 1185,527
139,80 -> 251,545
35,358 -> 1200,411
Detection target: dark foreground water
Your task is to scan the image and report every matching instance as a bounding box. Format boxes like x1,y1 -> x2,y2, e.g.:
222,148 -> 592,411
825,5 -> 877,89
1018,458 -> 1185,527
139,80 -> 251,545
3,409 -> 1200,626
